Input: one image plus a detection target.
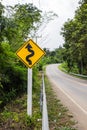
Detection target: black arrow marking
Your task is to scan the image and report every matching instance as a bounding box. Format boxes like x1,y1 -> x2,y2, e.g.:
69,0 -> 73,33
25,43 -> 35,65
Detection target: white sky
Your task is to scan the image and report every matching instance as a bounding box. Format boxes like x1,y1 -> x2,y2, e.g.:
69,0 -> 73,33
1,0 -> 80,50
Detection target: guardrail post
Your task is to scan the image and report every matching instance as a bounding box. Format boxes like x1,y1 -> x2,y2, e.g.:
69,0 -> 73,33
40,81 -> 43,113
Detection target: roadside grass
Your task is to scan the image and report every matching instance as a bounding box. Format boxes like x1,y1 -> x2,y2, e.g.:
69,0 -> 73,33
0,92 -> 42,129
0,72 -> 77,130
58,63 -> 68,73
58,63 -> 87,80
45,74 -> 77,130
0,68 -> 43,130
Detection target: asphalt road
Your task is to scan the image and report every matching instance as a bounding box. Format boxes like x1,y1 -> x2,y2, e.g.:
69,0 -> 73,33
46,64 -> 87,130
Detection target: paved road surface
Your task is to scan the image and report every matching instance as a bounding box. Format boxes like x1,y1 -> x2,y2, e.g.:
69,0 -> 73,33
46,64 -> 87,130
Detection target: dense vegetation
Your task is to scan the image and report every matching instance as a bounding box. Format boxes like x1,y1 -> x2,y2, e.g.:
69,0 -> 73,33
61,0 -> 87,74
0,1 -> 57,109
0,2 -> 42,108
44,47 -> 64,64
41,0 -> 87,75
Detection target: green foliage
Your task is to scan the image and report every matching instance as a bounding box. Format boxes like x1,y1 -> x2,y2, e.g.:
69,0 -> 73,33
0,42 -> 27,107
33,66 -> 40,90
58,62 -> 69,72
61,1 -> 87,74
37,57 -> 47,71
0,2 -> 42,108
60,127 -> 75,130
4,4 -> 42,51
43,47 -> 64,64
0,83 -> 42,129
23,113 -> 41,128
1,109 -> 13,120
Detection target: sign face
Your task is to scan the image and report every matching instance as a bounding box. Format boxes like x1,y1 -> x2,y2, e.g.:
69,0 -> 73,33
16,39 -> 45,68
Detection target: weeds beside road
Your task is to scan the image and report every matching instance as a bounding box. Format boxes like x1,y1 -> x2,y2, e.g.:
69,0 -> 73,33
0,73 -> 77,130
45,75 -> 77,130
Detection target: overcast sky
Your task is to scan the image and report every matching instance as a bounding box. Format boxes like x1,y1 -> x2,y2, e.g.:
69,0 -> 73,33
1,0 -> 80,50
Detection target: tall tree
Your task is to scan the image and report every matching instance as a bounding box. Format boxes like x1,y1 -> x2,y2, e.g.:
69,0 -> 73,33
0,3 -> 42,107
61,1 -> 87,74
4,4 -> 42,50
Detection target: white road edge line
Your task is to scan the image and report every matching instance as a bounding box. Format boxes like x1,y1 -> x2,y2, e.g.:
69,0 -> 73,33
51,78 -> 87,115
47,65 -> 87,115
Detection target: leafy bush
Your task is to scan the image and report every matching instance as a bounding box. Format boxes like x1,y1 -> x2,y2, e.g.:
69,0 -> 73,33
0,42 -> 27,108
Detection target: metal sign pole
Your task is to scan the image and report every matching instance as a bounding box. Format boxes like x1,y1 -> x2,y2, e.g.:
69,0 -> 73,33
16,39 -> 45,117
27,68 -> 32,116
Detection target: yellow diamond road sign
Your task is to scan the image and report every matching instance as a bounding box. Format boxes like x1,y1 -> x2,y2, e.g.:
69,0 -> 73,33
16,39 -> 45,68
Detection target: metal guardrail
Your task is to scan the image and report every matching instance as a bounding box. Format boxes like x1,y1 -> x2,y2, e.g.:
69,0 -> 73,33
41,73 -> 49,130
62,69 -> 87,78
69,72 -> 87,78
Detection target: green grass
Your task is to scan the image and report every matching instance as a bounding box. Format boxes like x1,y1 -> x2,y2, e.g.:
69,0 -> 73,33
0,72 -> 77,130
0,70 -> 43,130
58,63 -> 87,80
0,93 -> 42,130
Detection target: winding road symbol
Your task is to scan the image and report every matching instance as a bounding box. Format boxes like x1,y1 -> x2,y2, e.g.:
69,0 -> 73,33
25,43 -> 35,65
16,39 -> 45,68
